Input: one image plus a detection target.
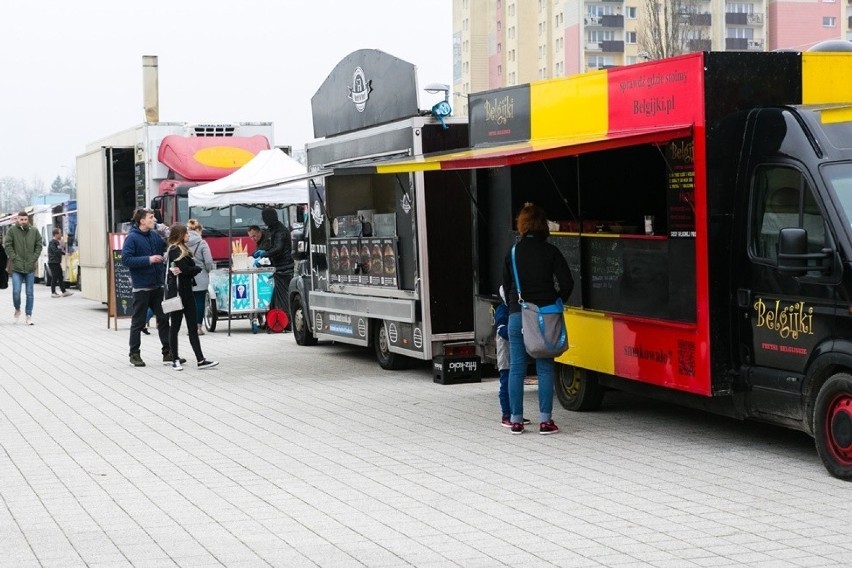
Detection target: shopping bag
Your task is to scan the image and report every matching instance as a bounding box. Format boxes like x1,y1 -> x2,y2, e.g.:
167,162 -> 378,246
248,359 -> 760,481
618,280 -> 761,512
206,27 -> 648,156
520,298 -> 568,358
161,295 -> 184,314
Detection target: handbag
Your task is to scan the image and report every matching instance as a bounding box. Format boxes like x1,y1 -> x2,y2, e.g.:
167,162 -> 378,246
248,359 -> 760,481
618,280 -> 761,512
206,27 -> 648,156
511,243 -> 568,358
161,253 -> 184,314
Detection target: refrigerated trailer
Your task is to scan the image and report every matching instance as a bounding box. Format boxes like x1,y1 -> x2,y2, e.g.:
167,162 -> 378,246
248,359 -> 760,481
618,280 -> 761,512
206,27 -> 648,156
346,51 -> 852,479
289,50 -> 477,377
76,122 -> 273,303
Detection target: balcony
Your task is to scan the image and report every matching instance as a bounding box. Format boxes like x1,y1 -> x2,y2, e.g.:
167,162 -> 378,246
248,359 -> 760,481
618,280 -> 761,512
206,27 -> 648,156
600,14 -> 624,28
725,37 -> 765,51
687,13 -> 712,26
726,12 -> 764,26
601,40 -> 625,52
586,42 -> 602,51
688,39 -> 712,51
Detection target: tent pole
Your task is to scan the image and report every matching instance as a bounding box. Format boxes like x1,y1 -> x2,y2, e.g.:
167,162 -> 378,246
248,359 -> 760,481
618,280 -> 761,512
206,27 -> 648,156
228,204 -> 233,337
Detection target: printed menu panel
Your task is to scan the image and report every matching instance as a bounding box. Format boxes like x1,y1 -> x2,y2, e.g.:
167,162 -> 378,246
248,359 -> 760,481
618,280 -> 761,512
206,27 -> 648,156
328,237 -> 399,288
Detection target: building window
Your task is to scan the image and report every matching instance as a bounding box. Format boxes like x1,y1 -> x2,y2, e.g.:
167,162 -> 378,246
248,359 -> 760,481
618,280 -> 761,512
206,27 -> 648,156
498,65 -> 502,75
626,31 -> 637,44
463,19 -> 468,31
497,20 -> 502,32
626,6 -> 637,19
587,30 -> 614,42
726,3 -> 755,14
509,26 -> 515,39
727,27 -> 754,39
509,3 -> 514,16
588,56 -> 615,69
498,42 -> 502,52
823,16 -> 836,27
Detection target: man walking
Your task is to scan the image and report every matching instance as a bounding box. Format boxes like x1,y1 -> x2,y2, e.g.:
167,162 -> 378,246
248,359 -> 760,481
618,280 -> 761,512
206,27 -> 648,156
4,211 -> 42,325
121,207 -> 173,367
257,207 -> 293,330
48,228 -> 73,298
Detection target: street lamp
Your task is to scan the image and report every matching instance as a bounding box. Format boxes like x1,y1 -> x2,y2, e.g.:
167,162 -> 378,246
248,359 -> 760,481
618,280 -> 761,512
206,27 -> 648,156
424,83 -> 452,129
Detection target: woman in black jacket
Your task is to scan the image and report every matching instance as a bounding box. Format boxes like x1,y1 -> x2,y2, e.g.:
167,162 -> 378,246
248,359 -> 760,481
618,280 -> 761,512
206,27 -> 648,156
165,224 -> 218,371
502,203 -> 573,435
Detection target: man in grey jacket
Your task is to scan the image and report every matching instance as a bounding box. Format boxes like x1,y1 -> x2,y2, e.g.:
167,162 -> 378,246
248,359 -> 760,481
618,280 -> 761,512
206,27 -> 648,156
3,211 -> 43,325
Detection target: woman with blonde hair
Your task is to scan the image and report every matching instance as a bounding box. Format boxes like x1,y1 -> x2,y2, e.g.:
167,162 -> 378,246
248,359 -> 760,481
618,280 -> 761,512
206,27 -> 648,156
165,224 -> 218,371
501,203 -> 573,435
186,218 -> 214,336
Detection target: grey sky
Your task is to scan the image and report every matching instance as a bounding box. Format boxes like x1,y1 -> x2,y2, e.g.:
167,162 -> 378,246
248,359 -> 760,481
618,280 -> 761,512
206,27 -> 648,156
1,0 -> 453,185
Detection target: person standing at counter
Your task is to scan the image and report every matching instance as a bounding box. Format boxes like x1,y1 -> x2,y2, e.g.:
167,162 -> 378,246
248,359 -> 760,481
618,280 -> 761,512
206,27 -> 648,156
165,224 -> 218,371
502,203 -> 573,435
187,219 -> 214,336
258,207 -> 293,330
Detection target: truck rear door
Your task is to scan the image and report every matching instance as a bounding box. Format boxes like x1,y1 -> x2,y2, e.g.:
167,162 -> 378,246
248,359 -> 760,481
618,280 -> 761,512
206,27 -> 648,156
737,163 -> 837,421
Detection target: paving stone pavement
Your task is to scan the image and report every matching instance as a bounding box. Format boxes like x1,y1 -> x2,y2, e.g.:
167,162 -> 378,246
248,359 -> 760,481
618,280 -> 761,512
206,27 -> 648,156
1,286 -> 851,567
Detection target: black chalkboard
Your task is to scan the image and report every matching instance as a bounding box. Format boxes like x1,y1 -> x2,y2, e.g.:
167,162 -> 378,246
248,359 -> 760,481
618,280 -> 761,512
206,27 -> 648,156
549,235 -> 581,307
110,249 -> 134,319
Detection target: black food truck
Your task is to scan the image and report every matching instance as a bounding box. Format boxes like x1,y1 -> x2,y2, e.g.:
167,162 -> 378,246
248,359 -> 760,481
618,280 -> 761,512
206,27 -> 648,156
289,50 -> 478,380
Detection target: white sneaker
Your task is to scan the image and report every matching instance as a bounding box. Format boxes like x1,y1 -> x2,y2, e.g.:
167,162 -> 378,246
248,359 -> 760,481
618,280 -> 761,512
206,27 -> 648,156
25,316 -> 33,326
62,291 -> 74,297
197,359 -> 219,370
172,360 -> 183,371
51,293 -> 62,298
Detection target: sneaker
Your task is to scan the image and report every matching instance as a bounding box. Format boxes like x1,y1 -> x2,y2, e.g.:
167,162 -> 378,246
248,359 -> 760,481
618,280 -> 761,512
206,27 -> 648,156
539,420 -> 560,435
141,328 -> 150,335
501,417 -> 531,428
25,316 -> 33,326
51,293 -> 62,298
129,353 -> 145,367
172,360 -> 183,371
163,353 -> 186,365
510,422 -> 524,435
62,291 -> 74,297
197,359 -> 219,370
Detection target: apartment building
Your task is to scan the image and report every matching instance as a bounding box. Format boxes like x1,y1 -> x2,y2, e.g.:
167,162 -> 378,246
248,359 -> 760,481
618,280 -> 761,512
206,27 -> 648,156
453,0 -> 852,114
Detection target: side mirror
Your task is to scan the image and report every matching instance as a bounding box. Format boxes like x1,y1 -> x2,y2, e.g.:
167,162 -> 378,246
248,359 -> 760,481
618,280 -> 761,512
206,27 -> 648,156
777,227 -> 832,276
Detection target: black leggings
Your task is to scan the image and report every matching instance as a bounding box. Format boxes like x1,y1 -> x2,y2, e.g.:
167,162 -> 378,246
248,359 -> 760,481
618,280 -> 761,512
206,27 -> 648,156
169,292 -> 204,362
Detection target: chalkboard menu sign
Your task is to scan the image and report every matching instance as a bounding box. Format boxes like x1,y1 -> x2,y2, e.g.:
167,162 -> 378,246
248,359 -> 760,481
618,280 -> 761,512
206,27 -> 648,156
107,233 -> 133,329
549,235 -> 581,307
666,138 -> 696,238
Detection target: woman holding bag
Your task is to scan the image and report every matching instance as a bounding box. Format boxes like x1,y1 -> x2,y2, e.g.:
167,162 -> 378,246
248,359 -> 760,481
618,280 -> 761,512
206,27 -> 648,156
186,219 -> 214,336
502,203 -> 573,435
165,224 -> 218,371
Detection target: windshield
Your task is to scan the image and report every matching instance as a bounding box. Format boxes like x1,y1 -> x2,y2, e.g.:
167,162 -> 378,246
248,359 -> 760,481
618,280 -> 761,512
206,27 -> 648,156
177,196 -> 294,232
823,162 -> 852,229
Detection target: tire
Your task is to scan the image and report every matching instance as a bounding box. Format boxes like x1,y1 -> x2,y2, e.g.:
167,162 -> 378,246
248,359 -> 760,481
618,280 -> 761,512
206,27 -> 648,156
204,296 -> 218,332
555,363 -> 605,411
373,320 -> 407,370
813,373 -> 852,480
291,293 -> 317,346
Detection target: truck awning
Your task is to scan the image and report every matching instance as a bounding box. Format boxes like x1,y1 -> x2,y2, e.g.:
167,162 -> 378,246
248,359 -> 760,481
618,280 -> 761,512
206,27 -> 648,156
332,124 -> 693,175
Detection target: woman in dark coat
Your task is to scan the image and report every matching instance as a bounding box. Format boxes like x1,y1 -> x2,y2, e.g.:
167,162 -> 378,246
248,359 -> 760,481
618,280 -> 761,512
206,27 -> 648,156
165,224 -> 218,371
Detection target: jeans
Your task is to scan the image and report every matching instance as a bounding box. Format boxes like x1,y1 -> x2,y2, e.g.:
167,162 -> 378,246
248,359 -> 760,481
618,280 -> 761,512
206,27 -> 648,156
193,291 -> 207,325
498,369 -> 510,418
11,271 -> 35,316
508,311 -> 555,424
129,288 -> 170,356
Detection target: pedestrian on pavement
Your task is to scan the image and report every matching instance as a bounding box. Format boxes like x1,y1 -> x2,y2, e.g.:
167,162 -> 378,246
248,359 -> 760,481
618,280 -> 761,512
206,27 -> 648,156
187,218 -> 214,336
48,228 -> 73,298
4,211 -> 43,325
257,207 -> 293,330
122,207 -> 172,367
165,224 -> 218,371
502,203 -> 573,435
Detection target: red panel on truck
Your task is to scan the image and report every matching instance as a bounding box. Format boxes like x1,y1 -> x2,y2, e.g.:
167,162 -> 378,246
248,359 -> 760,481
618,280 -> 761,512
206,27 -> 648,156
158,135 -> 270,181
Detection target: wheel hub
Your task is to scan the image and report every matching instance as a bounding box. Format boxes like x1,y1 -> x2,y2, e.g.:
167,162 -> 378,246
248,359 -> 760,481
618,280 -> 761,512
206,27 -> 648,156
827,395 -> 852,462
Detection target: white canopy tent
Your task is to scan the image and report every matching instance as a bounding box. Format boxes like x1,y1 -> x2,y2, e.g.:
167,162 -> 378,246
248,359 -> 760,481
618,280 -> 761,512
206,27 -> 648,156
188,149 -> 315,207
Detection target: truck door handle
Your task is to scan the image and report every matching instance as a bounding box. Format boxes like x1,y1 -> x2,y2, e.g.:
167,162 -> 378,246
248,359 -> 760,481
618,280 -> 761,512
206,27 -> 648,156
736,288 -> 751,309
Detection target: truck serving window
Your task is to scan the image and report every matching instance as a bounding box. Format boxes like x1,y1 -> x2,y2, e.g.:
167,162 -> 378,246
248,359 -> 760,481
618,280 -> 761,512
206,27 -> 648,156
751,166 -> 826,263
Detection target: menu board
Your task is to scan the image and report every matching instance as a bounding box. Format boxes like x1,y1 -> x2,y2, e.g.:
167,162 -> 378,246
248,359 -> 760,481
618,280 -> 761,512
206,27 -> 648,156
328,237 -> 399,288
666,138 -> 697,238
107,234 -> 134,329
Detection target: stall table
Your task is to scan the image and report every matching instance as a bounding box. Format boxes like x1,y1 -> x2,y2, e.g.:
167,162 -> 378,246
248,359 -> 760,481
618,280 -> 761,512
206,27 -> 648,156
205,267 -> 275,335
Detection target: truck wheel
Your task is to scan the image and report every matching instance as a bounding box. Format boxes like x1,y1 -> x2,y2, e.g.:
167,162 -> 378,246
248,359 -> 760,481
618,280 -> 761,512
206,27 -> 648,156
204,297 -> 218,332
374,320 -> 407,370
291,294 -> 317,346
555,364 -> 605,411
814,373 -> 852,480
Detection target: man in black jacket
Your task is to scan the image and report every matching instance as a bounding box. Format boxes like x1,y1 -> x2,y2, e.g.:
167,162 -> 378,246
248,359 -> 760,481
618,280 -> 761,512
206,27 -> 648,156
259,207 -> 293,330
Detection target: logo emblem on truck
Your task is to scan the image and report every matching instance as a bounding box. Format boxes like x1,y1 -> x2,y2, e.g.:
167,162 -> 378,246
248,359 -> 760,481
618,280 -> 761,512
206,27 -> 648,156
311,200 -> 324,228
348,67 -> 373,113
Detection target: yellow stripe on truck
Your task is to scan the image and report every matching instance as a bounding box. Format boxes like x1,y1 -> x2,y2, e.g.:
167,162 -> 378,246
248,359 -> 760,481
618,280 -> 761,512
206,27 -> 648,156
802,53 -> 852,105
559,308 -> 615,375
531,70 -> 609,140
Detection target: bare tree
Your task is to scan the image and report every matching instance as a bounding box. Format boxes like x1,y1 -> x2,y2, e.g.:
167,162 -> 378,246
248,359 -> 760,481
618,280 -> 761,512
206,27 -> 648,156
638,0 -> 710,60
0,176 -> 43,213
